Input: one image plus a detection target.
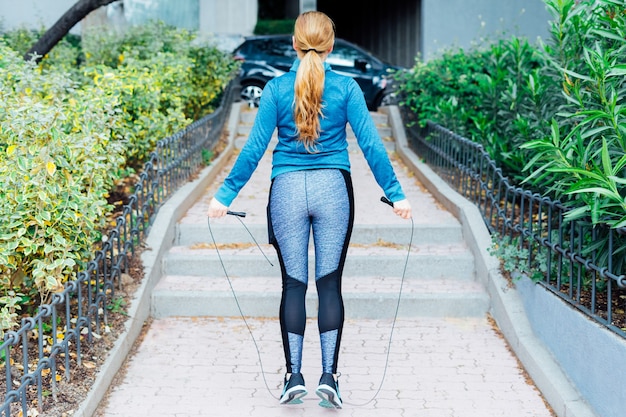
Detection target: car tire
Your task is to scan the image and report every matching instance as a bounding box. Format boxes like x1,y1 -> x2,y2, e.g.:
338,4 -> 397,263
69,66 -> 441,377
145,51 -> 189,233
377,91 -> 397,108
240,82 -> 264,108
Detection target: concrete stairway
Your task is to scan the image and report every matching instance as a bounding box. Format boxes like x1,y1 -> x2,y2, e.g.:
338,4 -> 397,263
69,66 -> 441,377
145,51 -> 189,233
151,108 -> 489,320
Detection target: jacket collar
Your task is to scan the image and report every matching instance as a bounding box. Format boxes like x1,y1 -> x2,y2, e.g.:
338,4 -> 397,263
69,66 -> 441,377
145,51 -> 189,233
290,59 -> 332,72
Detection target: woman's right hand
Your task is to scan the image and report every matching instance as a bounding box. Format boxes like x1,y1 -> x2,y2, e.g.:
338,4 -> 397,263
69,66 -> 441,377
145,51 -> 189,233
392,199 -> 412,220
207,197 -> 228,218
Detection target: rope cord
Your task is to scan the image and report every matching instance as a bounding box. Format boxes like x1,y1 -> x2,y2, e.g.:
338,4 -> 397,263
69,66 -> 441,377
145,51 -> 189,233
344,197 -> 414,406
207,214 -> 279,400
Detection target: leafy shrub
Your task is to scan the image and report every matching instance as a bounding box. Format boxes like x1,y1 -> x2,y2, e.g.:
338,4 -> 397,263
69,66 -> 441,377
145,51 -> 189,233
186,43 -> 239,120
0,20 -> 238,335
84,55 -> 191,170
397,36 -> 554,181
521,0 -> 626,229
254,19 -> 295,35
80,20 -> 239,167
396,0 -> 625,282
398,0 -> 625,229
81,20 -> 194,68
1,27 -> 83,71
0,43 -> 125,315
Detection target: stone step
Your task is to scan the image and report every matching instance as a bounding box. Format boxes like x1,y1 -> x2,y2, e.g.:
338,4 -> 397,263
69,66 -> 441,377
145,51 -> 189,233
163,243 -> 475,280
177,222 -> 464,246
151,275 -> 489,319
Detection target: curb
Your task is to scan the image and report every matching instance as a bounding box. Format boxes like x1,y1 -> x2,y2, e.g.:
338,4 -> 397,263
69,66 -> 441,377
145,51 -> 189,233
381,105 -> 598,417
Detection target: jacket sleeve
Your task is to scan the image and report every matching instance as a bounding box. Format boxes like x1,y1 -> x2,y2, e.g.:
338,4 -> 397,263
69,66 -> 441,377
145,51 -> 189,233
214,81 -> 278,206
346,79 -> 406,202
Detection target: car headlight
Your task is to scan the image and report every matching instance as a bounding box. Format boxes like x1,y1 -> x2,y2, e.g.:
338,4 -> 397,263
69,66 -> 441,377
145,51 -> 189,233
373,75 -> 387,89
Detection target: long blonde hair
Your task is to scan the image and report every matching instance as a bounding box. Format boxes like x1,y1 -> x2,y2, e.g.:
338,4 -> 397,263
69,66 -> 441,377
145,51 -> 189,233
292,11 -> 335,151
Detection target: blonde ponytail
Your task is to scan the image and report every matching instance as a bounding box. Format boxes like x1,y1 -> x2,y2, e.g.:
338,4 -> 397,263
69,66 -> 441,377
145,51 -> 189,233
292,12 -> 335,152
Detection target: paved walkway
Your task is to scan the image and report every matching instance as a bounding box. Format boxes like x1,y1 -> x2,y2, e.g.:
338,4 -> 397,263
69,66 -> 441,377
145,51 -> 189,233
94,316 -> 553,417
92,106 -> 556,417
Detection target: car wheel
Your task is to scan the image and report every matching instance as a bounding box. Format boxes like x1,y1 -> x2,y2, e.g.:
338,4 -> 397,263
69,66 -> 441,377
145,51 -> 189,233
240,83 -> 264,108
378,91 -> 397,108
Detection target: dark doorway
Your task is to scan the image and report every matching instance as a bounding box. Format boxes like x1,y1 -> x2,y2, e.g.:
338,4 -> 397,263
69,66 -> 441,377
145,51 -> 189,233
317,0 -> 421,68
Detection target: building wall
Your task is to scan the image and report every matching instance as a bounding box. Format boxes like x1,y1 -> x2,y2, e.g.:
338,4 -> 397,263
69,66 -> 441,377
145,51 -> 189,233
421,0 -> 552,60
0,0 -> 256,52
0,0 -> 80,33
199,0 -> 256,35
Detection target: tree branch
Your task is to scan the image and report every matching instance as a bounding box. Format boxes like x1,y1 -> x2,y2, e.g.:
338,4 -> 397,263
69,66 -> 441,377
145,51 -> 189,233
24,0 -> 120,63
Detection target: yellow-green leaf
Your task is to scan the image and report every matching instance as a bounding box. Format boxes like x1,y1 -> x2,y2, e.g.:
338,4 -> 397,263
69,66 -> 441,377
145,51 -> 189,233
46,161 -> 56,176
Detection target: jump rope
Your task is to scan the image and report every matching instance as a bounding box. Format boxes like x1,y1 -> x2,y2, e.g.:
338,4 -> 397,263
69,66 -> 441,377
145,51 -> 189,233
207,196 -> 414,406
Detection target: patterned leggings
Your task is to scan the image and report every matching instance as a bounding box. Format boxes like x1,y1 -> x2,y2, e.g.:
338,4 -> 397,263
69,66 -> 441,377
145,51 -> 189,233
268,169 -> 354,375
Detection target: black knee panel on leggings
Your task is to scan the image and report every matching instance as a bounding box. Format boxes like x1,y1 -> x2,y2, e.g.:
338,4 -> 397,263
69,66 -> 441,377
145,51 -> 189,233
316,270 -> 344,334
280,277 -> 308,336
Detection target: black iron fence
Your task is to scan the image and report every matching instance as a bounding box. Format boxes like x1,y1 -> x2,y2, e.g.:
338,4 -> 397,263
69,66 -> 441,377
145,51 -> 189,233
0,79 -> 237,416
403,111 -> 626,340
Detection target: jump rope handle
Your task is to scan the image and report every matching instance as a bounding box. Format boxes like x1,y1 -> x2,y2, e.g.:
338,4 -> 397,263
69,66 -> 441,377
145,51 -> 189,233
380,196 -> 394,208
227,210 -> 246,218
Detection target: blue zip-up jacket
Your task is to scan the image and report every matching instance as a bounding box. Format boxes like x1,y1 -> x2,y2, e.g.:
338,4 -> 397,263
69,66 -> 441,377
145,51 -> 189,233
214,59 -> 406,206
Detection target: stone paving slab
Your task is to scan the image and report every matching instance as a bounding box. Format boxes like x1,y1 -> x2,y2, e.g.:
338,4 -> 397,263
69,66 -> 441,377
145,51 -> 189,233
154,275 -> 485,295
94,316 -> 555,417
162,246 -> 475,280
150,274 -> 490,319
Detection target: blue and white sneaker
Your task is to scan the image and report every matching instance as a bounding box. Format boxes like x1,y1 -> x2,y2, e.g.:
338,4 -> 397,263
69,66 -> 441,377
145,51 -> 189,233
279,372 -> 307,404
316,373 -> 342,409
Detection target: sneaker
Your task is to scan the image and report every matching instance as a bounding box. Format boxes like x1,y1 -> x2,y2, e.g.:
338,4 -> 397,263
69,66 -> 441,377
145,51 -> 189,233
279,372 -> 307,404
316,373 -> 342,409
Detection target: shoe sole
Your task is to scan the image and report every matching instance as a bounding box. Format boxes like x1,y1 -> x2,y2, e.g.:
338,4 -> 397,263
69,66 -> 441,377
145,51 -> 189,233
316,384 -> 342,409
279,386 -> 307,404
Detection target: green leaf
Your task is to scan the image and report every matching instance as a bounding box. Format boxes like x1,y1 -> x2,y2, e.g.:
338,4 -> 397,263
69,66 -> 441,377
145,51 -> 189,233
591,29 -> 626,44
607,65 -> 626,77
608,176 -> 626,185
580,125 -> 612,139
567,187 -> 621,200
549,167 -> 604,181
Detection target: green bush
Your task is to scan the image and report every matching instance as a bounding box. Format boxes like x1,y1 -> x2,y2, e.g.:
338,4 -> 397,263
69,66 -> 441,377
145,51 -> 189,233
396,0 -> 625,280
254,19 -> 295,35
397,0 -> 625,230
186,43 -> 239,120
81,20 -> 194,68
0,20 -> 238,335
0,43 -> 125,318
397,36 -> 554,181
1,27 -> 83,72
521,0 -> 626,229
80,20 -> 239,168
83,55 -> 192,170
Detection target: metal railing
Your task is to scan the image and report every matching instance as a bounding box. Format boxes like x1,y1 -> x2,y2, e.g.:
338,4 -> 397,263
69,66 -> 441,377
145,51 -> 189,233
403,111 -> 626,340
0,79 -> 237,416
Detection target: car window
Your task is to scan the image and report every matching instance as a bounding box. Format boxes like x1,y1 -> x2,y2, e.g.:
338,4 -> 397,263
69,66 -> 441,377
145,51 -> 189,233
327,43 -> 368,69
253,38 -> 297,59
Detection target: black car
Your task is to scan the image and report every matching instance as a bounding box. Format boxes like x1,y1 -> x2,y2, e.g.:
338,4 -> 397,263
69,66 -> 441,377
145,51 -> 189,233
233,34 -> 401,110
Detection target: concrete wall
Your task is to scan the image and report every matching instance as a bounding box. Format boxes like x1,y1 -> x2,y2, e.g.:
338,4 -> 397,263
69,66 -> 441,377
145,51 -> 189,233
516,277 -> 626,417
0,0 -> 256,52
0,0 -> 80,33
199,0 -> 256,36
421,0 -> 552,60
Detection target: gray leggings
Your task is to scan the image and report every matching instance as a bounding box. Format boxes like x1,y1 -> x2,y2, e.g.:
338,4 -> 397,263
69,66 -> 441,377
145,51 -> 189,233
268,169 -> 354,374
